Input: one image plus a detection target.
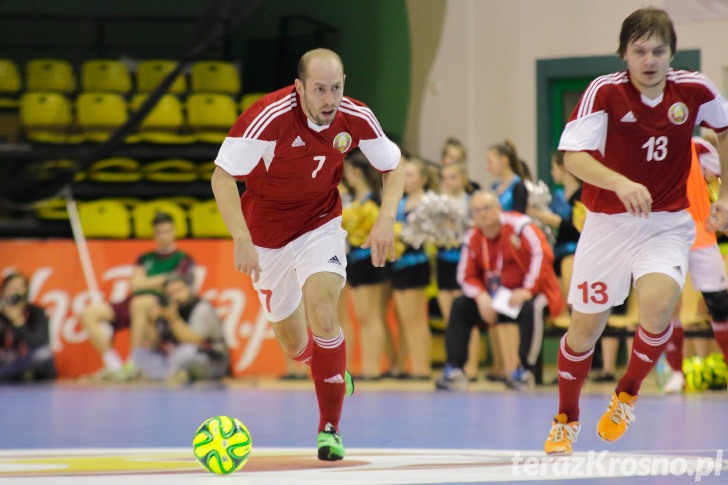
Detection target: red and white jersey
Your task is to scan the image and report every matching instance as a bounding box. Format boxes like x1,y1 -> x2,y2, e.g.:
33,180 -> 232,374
215,85 -> 401,248
559,69 -> 728,214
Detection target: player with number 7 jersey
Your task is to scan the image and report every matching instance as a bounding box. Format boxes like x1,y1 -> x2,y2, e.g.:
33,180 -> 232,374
215,84 -> 399,249
211,49 -> 404,462
544,7 -> 728,457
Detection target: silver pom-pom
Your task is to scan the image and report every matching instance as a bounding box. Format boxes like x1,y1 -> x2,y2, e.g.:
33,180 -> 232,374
525,179 -> 555,244
400,191 -> 471,249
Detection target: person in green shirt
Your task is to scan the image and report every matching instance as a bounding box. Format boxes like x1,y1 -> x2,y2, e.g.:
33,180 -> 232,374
81,212 -> 194,380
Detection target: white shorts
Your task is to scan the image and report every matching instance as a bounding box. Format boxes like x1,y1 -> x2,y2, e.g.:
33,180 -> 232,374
689,244 -> 728,292
253,216 -> 347,322
568,210 -> 695,314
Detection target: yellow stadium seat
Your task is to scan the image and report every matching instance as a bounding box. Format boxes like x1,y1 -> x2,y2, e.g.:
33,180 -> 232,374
197,161 -> 216,181
0,59 -> 21,108
79,199 -> 132,238
26,59 -> 76,93
81,60 -> 132,94
141,159 -> 197,182
190,61 -> 240,96
551,255 -> 574,329
607,286 -> 639,329
187,93 -> 237,143
165,196 -> 198,211
136,60 -> 187,95
680,273 -> 710,327
20,92 -> 80,143
129,94 -> 194,144
133,200 -> 188,239
190,199 -> 228,237
240,92 -> 266,112
34,197 -> 69,220
76,92 -> 128,143
87,157 -> 141,183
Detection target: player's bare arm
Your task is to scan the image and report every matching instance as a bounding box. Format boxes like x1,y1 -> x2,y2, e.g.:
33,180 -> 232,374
211,166 -> 262,282
708,130 -> 728,230
129,267 -> 167,292
564,151 -> 652,216
364,159 -> 405,267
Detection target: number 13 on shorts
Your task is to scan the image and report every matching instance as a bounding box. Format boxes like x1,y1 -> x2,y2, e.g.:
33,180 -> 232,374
577,281 -> 609,305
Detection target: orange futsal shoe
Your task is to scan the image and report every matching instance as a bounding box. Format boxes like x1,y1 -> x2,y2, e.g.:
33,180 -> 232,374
597,391 -> 637,443
544,413 -> 580,456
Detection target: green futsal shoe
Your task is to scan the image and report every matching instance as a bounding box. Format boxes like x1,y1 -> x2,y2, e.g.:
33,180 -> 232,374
345,369 -> 355,397
317,423 -> 345,461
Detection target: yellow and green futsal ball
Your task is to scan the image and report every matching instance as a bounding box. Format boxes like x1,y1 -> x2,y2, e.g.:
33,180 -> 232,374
193,416 -> 252,474
683,353 -> 728,392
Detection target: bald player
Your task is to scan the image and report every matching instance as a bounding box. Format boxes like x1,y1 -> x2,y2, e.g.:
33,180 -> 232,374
211,48 -> 404,461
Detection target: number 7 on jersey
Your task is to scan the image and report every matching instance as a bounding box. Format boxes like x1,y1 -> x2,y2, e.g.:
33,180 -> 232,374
311,156 -> 326,178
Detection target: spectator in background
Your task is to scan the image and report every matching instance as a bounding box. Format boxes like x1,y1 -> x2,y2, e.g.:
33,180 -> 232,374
392,157 -> 435,379
486,140 -> 528,213
81,212 -> 194,380
0,272 -> 55,382
437,162 -> 480,378
441,137 -> 467,166
133,274 -> 228,383
342,151 -> 392,380
436,190 -> 564,391
527,151 -> 583,276
440,137 -> 480,192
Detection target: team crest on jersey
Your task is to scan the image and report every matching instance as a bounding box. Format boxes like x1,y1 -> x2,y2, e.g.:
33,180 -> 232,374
333,132 -> 352,153
509,234 -> 521,249
668,102 -> 688,125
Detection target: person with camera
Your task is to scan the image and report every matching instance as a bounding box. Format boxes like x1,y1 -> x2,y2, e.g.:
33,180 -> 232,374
131,273 -> 228,383
0,272 -> 55,382
81,212 -> 194,380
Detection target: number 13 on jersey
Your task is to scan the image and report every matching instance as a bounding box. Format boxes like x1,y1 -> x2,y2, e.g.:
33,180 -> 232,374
577,280 -> 609,304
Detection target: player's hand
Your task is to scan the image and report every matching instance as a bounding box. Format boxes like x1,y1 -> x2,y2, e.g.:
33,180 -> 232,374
363,215 -> 395,267
509,288 -> 533,307
614,178 -> 652,217
475,292 -> 497,325
233,238 -> 262,282
708,195 -> 728,231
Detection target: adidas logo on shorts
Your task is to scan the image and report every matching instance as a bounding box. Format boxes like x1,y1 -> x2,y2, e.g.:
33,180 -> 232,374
328,255 -> 341,265
291,135 -> 306,147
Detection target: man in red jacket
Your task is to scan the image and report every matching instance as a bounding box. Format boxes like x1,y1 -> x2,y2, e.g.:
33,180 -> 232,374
436,190 -> 565,391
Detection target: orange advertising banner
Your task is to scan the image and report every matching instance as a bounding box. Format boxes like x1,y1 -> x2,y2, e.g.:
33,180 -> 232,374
0,239 -> 290,378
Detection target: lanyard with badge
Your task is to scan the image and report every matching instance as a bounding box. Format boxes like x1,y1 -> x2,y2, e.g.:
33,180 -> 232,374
482,234 -> 503,296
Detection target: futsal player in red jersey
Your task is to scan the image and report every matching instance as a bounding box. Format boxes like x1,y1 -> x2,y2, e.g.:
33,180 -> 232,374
544,7 -> 728,455
211,48 -> 404,461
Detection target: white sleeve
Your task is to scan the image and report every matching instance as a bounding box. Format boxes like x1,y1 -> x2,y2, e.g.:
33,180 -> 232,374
558,111 -> 608,156
214,137 -> 276,176
693,137 -> 721,176
697,95 -> 728,132
358,137 -> 401,172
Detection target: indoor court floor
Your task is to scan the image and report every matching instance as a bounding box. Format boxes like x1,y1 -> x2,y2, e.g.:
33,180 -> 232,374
0,378 -> 726,484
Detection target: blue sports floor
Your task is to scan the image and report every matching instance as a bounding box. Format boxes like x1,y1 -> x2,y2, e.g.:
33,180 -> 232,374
0,378 -> 726,484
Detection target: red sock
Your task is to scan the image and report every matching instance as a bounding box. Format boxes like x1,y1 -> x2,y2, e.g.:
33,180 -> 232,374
711,321 -> 728,361
665,321 -> 683,373
557,335 -> 594,422
617,325 -> 672,396
292,327 -> 314,366
310,329 -> 347,433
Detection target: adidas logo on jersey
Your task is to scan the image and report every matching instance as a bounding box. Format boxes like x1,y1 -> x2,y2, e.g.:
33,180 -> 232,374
328,255 -> 341,265
291,135 -> 306,147
324,373 -> 345,384
620,111 -> 637,123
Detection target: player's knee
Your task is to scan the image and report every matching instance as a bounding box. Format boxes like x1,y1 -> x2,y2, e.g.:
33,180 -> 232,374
81,303 -> 107,326
307,302 -> 339,337
703,290 -> 728,321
